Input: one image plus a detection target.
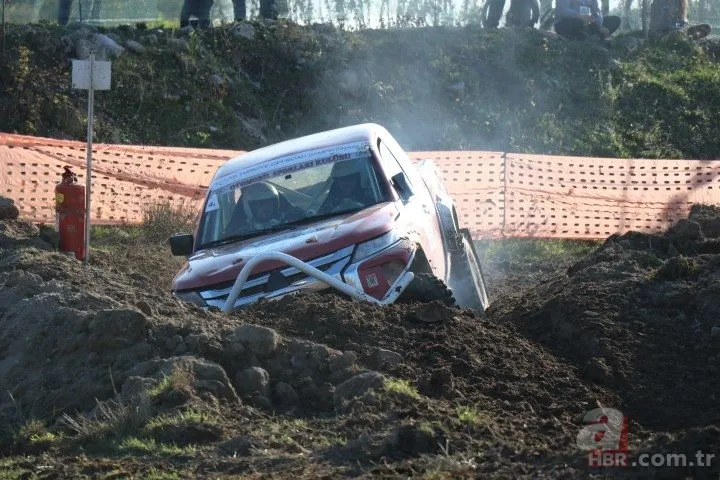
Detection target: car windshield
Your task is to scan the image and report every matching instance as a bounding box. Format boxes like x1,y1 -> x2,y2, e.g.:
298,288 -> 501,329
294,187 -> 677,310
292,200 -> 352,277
196,151 -> 391,248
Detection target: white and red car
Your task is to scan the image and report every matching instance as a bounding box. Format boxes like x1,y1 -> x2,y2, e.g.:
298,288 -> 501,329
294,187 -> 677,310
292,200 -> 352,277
170,123 -> 489,313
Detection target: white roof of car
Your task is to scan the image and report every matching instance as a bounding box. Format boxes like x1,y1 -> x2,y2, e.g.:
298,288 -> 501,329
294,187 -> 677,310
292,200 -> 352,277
213,123 -> 387,182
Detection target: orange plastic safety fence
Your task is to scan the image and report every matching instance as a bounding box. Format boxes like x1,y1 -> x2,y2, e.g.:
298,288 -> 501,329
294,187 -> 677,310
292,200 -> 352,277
2,134 -> 719,240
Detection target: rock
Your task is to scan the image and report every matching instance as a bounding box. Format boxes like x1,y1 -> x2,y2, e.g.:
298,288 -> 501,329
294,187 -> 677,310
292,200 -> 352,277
669,219 -> 703,241
329,350 -> 357,374
235,366 -> 270,398
120,376 -> 157,402
233,23 -> 256,40
94,33 -> 126,57
125,40 -> 146,54
372,348 -> 403,370
75,39 -> 93,60
232,324 -> 280,358
69,26 -> 93,42
711,326 -> 720,338
165,334 -> 184,351
167,38 -> 190,54
127,356 -> 239,403
583,357 -> 612,383
0,198 -> 19,221
37,225 -> 59,249
141,34 -> 158,45
273,382 -> 299,406
135,300 -> 153,316
333,371 -> 385,408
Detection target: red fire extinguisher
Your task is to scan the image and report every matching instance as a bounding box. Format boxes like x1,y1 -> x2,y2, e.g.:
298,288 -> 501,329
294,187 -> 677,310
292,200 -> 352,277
55,166 -> 86,261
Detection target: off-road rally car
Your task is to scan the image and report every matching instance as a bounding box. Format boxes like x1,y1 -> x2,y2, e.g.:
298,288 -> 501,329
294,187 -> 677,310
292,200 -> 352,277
169,123 -> 489,314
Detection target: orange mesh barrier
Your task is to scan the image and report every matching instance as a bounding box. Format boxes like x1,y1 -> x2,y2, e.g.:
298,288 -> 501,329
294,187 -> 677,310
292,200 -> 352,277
2,134 -> 719,239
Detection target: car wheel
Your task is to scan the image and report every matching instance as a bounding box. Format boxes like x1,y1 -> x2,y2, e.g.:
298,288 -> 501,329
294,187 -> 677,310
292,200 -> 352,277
397,273 -> 456,307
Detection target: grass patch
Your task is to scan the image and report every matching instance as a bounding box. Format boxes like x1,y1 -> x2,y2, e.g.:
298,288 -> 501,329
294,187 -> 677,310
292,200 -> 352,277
90,224 -> 142,248
144,409 -> 219,432
147,365 -> 195,399
384,378 -> 421,400
60,397 -> 151,442
475,238 -> 600,269
455,405 -> 493,428
0,458 -> 32,480
141,199 -> 199,244
118,437 -> 196,456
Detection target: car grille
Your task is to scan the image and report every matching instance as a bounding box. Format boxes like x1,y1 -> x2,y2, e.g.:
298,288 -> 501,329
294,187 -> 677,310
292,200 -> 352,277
199,246 -> 354,309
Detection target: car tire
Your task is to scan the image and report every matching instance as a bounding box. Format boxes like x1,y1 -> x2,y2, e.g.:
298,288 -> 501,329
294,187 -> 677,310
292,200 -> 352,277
449,229 -> 489,314
398,273 -> 456,307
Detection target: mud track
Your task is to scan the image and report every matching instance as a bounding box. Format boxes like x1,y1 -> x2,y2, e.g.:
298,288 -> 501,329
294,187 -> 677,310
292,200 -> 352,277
0,205 -> 719,478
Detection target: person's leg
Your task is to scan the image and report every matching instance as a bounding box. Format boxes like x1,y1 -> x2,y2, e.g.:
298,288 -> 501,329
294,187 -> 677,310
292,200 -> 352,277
555,17 -> 587,39
197,0 -> 214,28
603,15 -> 621,35
484,0 -> 506,28
58,0 -> 73,25
233,0 -> 246,20
180,0 -> 193,27
259,0 -> 275,19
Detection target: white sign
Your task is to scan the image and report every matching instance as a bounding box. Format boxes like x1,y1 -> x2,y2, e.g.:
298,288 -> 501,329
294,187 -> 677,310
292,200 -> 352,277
71,59 -> 112,90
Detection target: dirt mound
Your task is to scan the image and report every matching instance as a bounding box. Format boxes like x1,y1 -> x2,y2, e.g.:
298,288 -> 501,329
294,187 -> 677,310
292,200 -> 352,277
491,204 -> 720,432
3,206 -> 720,476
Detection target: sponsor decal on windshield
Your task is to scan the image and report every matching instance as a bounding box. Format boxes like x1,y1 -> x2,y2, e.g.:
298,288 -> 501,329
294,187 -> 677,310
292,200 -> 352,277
210,141 -> 371,193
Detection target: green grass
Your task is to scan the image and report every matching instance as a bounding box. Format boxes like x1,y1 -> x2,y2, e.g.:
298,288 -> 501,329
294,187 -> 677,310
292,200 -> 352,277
144,409 -> 219,432
0,458 -> 31,480
455,405 -> 493,428
118,437 -> 196,456
384,378 -> 421,400
475,238 -> 600,269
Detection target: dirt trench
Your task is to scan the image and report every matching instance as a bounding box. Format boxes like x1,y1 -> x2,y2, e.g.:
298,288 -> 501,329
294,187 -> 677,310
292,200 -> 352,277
0,204 -> 719,477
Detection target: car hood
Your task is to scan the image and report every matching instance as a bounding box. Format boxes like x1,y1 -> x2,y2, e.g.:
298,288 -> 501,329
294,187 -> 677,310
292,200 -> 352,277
172,202 -> 399,291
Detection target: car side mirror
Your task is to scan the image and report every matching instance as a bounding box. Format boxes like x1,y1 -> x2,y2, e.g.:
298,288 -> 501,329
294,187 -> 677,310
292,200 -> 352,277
169,233 -> 194,256
391,172 -> 413,203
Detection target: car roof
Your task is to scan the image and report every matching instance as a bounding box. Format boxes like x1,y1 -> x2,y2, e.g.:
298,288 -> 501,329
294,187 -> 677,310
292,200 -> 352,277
213,123 -> 387,182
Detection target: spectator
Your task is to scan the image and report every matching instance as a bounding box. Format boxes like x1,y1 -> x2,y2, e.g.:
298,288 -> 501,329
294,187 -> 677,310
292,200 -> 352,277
58,0 -> 73,26
554,0 -> 621,40
649,0 -> 711,39
233,0 -> 246,20
180,0 -> 214,28
482,0 -> 506,28
505,0 -> 541,28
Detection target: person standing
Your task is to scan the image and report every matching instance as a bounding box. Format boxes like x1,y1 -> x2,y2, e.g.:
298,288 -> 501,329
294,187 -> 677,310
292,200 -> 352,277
58,0 -> 73,25
180,0 -> 214,28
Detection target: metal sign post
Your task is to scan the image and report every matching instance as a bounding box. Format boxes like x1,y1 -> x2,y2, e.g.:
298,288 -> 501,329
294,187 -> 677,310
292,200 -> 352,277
71,52 -> 111,263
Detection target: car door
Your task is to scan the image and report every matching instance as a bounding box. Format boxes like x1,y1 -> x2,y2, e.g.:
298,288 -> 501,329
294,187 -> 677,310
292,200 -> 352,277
375,137 -> 447,280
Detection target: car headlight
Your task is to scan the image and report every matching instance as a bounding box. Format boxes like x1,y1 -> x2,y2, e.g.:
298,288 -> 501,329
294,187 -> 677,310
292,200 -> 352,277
173,290 -> 207,308
351,230 -> 400,263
